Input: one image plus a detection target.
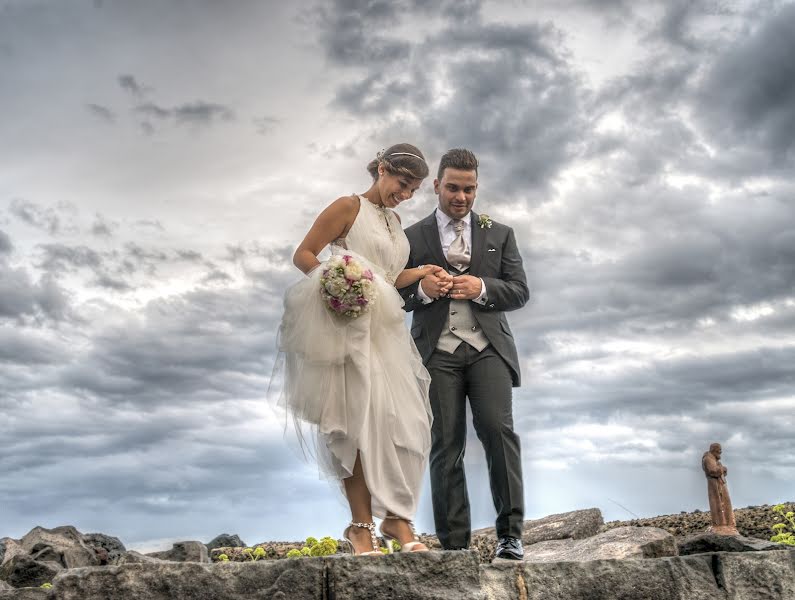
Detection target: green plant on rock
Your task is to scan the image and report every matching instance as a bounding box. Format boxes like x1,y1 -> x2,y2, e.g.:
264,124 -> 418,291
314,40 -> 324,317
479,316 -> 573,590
217,553 -> 230,562
286,536 -> 339,558
242,546 -> 267,561
40,583 -> 53,589
770,504 -> 795,546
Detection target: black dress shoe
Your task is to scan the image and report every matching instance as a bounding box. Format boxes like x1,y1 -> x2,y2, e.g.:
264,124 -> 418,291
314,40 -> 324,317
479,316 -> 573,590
495,536 -> 523,560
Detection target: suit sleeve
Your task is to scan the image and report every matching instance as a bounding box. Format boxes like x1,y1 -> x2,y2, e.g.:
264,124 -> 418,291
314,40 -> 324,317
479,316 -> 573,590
480,227 -> 529,312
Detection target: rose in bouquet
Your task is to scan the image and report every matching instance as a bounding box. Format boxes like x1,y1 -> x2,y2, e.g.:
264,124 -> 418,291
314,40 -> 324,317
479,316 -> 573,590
319,255 -> 376,317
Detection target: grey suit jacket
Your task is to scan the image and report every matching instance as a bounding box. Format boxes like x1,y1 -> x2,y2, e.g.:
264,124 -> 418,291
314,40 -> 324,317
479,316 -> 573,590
401,210 -> 529,387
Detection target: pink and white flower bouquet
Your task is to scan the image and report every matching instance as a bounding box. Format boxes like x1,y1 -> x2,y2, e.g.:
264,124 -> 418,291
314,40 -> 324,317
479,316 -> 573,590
319,254 -> 376,317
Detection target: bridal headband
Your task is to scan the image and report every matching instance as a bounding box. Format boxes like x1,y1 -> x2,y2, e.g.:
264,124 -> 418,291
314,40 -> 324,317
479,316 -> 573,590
376,149 -> 426,163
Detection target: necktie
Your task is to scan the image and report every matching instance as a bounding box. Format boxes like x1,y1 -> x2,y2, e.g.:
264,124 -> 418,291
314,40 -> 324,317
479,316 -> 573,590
446,219 -> 470,272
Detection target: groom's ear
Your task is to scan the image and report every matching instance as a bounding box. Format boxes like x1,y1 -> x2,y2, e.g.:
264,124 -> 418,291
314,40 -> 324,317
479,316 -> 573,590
433,178 -> 441,195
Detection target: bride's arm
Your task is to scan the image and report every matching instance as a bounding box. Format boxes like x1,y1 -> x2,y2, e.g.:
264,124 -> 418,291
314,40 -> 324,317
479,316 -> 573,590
394,265 -> 447,289
293,196 -> 359,274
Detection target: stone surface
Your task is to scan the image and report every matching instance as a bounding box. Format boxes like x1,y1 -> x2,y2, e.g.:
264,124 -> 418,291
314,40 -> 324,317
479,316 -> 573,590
0,589 -> 49,600
0,555 -> 61,588
481,553 -> 723,600
523,526 -> 677,563
206,534 -> 246,550
719,549 -> 795,599
116,551 -> 166,565
81,534 -> 126,565
0,581 -> 11,590
0,541 -> 5,565
328,551 -> 486,600
146,541 -> 209,563
52,559 -> 325,600
470,508 -> 604,563
1,527 -> 98,570
679,533 -> 789,556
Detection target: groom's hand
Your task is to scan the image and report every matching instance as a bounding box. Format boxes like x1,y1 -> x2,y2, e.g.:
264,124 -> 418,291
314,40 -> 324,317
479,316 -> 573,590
421,269 -> 453,299
450,275 -> 482,300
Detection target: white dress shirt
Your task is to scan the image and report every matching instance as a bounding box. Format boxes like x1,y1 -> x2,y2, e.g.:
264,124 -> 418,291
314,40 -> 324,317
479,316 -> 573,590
416,210 -> 488,304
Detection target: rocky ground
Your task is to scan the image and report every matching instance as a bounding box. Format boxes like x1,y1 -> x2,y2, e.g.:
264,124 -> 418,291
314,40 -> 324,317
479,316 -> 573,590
600,502 -> 795,541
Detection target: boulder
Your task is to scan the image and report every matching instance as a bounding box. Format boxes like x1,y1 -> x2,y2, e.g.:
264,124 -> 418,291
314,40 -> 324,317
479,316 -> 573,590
327,551 -> 485,600
146,541 -> 209,563
0,589 -> 50,600
678,532 -> 790,555
206,534 -> 246,550
81,533 -> 126,564
472,508 -> 603,544
52,558 -> 325,600
523,526 -> 677,563
719,549 -> 795,598
0,555 -> 61,588
480,553 -> 724,600
116,551 -> 166,565
0,540 -> 5,564
3,526 -> 98,570
0,580 -> 11,590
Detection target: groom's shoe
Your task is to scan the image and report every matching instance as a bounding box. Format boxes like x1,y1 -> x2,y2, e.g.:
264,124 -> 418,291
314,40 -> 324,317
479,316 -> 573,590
495,536 -> 523,560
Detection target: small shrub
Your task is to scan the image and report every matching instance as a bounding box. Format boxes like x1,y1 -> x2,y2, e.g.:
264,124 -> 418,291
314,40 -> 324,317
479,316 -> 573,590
770,504 -> 795,546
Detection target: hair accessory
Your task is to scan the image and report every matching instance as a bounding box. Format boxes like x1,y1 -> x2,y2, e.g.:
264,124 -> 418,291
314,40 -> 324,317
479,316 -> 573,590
376,149 -> 386,160
388,151 -> 426,163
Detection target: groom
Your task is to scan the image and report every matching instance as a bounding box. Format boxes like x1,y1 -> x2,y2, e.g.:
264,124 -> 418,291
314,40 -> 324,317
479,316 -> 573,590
401,148 -> 529,559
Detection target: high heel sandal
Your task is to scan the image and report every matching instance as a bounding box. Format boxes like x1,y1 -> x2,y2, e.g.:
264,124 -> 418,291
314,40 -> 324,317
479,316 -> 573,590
342,521 -> 383,556
380,516 -> 429,553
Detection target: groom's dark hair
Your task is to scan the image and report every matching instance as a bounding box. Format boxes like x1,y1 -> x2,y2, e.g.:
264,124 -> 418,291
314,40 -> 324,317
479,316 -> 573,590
437,148 -> 479,180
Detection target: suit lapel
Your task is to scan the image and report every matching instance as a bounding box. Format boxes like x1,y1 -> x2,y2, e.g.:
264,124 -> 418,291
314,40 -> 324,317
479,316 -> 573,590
469,210 -> 484,274
422,210 -> 447,267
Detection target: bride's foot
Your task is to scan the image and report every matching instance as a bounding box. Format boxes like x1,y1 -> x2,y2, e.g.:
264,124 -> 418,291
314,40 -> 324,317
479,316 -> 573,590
343,522 -> 383,556
380,516 -> 429,552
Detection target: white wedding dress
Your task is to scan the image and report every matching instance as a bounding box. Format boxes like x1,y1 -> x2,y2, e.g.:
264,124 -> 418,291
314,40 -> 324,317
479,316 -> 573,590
274,196 -> 432,520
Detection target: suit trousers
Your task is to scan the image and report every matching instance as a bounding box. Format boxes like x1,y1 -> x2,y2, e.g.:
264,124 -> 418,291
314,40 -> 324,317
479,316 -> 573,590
427,342 -> 524,549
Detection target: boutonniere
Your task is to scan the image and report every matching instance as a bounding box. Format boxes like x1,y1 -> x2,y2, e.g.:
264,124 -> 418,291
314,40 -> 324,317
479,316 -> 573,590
477,214 -> 493,229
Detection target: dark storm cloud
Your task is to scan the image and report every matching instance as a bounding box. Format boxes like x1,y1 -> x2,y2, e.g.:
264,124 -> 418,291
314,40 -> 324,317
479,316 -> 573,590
135,101 -> 234,127
0,229 -> 12,254
86,103 -> 115,123
0,262 -> 70,322
697,3 -> 795,165
118,74 -> 150,97
324,5 -> 586,198
9,199 -> 61,234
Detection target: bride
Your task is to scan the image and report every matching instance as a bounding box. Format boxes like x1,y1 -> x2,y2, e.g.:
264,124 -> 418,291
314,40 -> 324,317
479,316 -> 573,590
275,143 -> 452,555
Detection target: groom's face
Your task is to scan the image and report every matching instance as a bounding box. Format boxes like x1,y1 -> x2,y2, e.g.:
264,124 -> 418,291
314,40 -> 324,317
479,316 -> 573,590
434,168 -> 478,220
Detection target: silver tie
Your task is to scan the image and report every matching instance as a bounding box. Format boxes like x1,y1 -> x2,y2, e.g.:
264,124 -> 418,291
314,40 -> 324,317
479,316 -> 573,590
446,219 -> 470,272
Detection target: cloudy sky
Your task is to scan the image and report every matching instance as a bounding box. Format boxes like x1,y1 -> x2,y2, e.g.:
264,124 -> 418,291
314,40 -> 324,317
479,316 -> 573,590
2,0 -> 794,551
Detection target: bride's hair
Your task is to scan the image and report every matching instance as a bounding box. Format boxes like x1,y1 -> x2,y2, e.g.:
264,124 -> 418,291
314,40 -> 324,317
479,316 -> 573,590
366,143 -> 429,182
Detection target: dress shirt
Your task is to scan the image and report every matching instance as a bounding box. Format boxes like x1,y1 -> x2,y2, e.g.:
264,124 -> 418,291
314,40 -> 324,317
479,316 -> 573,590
416,210 -> 488,305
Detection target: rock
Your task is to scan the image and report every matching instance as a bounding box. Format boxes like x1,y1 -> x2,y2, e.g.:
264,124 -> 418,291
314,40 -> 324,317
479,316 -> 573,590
0,589 -> 50,600
0,580 -> 11,590
471,508 -> 605,563
0,555 -> 61,588
0,540 -> 5,564
52,558 -> 325,600
81,533 -> 126,564
327,551 -> 485,600
481,553 -> 724,600
206,534 -> 246,550
719,548 -> 795,598
523,526 -> 677,563
116,551 -> 166,565
146,541 -> 209,563
2,526 -> 98,570
472,508 -> 603,544
679,532 -> 791,555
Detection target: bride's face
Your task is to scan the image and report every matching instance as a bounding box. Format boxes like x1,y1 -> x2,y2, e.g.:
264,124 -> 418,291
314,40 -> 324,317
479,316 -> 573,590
377,168 -> 423,208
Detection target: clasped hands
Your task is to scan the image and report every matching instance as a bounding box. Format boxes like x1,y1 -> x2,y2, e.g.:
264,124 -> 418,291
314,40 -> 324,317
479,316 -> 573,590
419,266 -> 482,301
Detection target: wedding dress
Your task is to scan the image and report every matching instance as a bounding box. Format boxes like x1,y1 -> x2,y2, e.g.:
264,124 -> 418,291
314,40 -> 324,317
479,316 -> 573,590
274,196 -> 432,520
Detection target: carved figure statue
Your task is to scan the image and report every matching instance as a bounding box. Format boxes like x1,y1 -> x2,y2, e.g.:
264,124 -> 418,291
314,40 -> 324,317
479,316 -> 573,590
701,442 -> 738,534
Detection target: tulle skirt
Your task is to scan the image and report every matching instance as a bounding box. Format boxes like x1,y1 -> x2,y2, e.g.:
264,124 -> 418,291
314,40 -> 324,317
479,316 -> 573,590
271,248 -> 432,520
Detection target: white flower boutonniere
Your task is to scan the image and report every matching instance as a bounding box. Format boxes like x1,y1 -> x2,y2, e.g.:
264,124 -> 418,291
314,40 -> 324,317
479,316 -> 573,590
478,214 -> 493,229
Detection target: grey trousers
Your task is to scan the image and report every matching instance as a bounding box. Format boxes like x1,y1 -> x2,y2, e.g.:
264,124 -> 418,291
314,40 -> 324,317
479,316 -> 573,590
427,343 -> 524,549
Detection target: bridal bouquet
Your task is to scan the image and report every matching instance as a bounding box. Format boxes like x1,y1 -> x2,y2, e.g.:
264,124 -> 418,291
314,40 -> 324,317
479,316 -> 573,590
319,255 -> 376,318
